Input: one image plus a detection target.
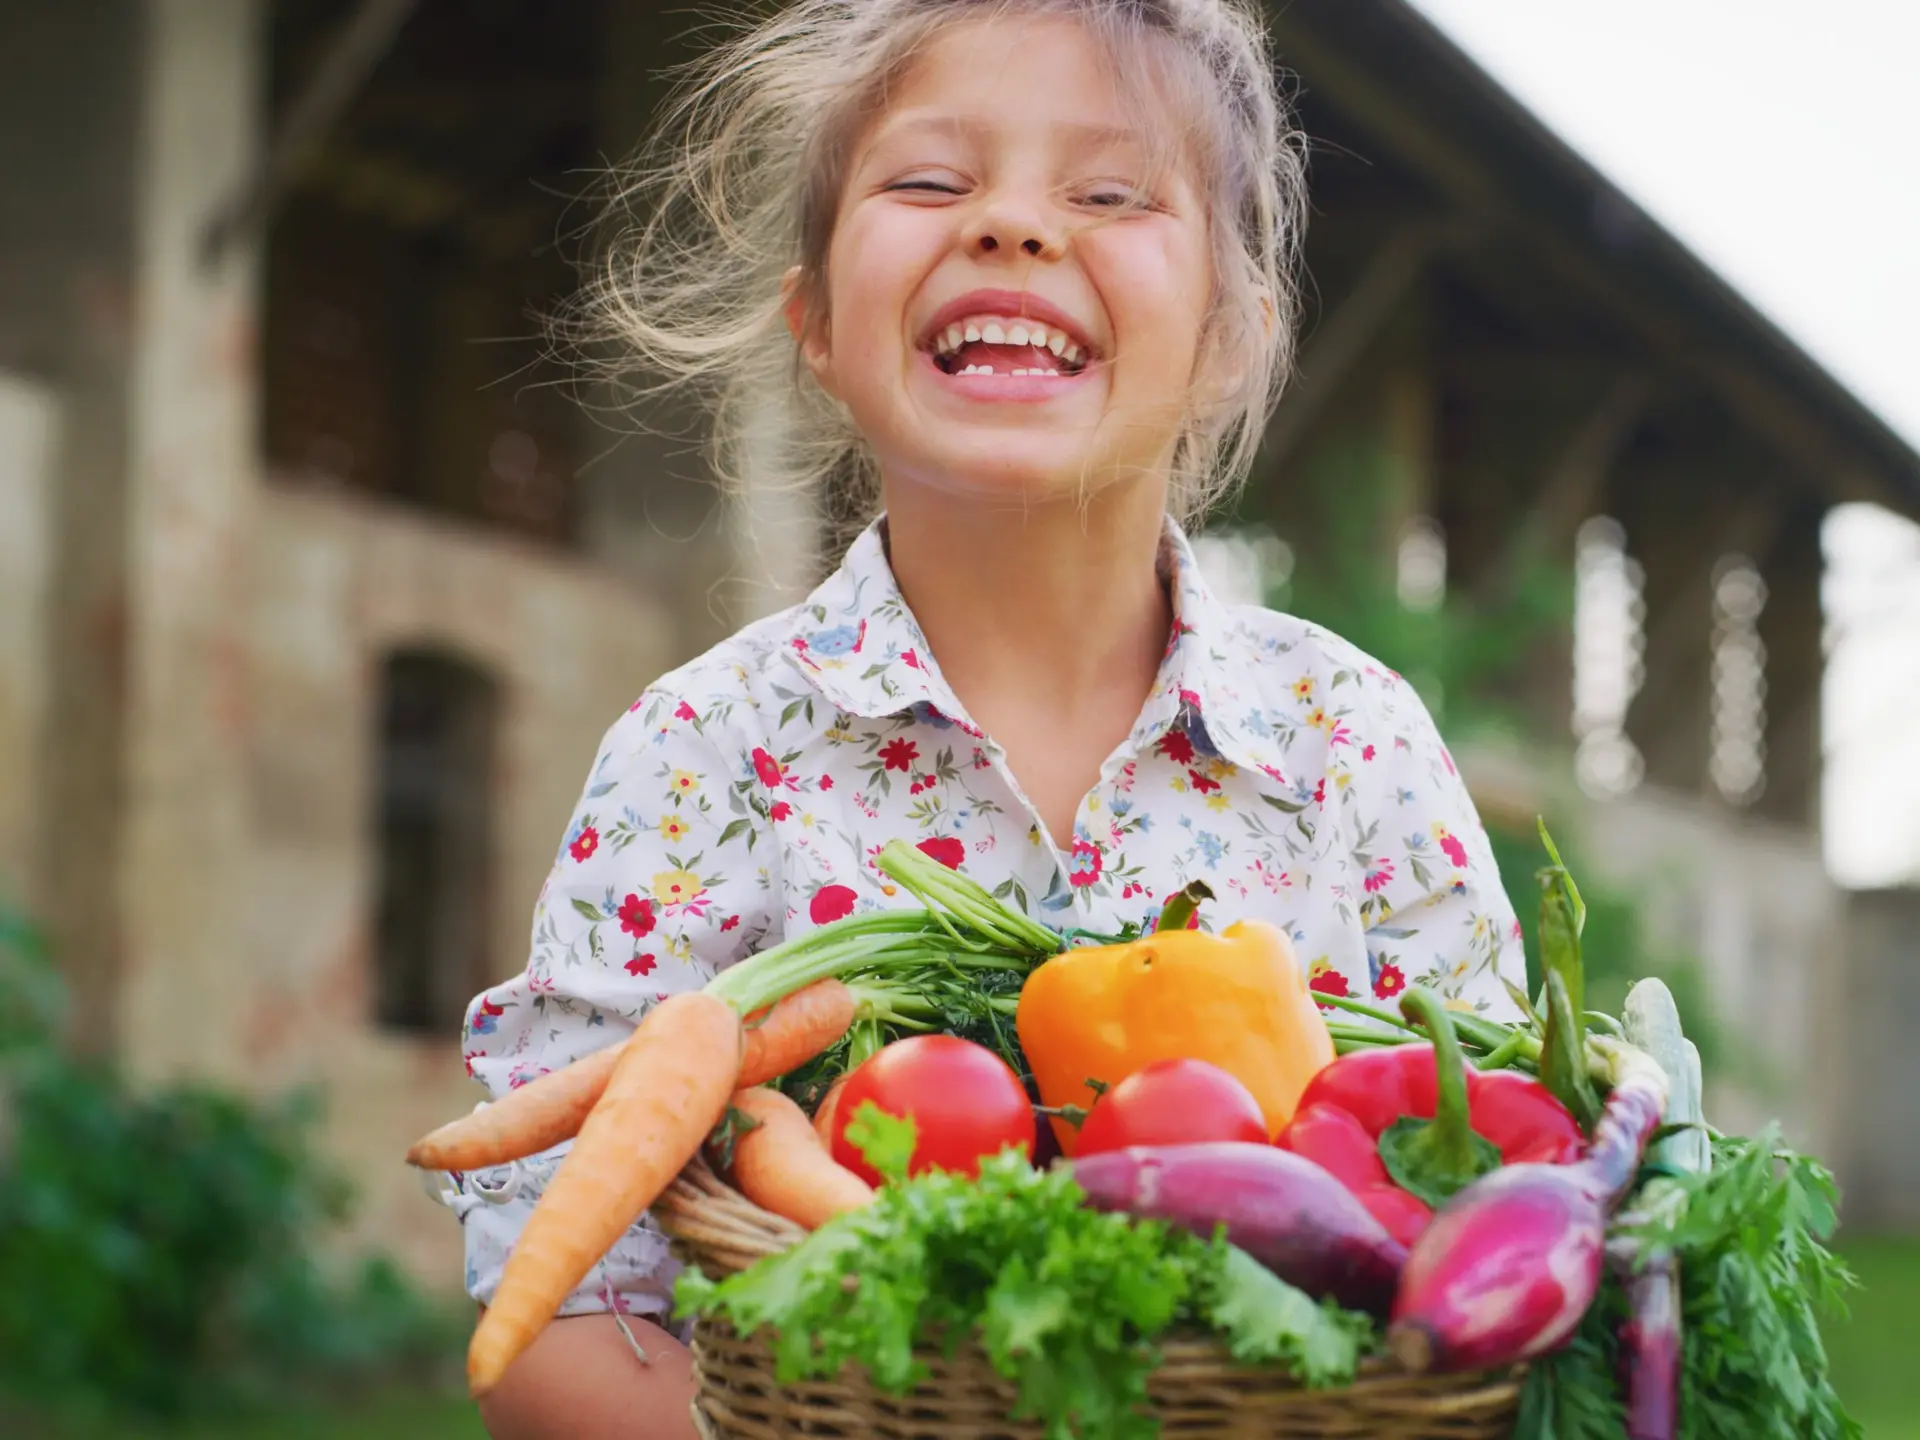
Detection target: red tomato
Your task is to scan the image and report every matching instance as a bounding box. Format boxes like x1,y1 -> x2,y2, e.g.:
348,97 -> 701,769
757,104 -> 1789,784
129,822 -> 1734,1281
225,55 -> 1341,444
1073,1059 -> 1269,1156
828,1035 -> 1034,1185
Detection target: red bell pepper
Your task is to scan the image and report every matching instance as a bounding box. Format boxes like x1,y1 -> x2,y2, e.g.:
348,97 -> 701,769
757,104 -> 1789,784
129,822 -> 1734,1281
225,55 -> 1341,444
1275,988 -> 1583,1248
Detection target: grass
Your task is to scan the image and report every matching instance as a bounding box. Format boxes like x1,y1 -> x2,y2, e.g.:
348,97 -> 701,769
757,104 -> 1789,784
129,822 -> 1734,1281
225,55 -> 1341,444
1829,1234 -> 1920,1439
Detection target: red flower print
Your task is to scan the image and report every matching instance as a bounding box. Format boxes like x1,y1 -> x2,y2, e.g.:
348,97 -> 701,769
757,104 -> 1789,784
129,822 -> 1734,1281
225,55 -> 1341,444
1313,778 -> 1327,805
820,775 -> 834,790
1441,745 -> 1457,776
1438,831 -> 1468,868
916,836 -> 966,870
1364,860 -> 1396,893
1362,744 -> 1376,762
1187,768 -> 1221,795
880,737 -> 919,772
628,695 -> 645,713
810,884 -> 858,924
625,952 -> 658,977
675,700 -> 697,722
770,800 -> 792,822
721,914 -> 740,932
1178,688 -> 1202,711
1373,961 -> 1406,1000
462,1050 -> 480,1078
1260,764 -> 1287,784
1068,838 -> 1104,887
569,826 -> 599,863
752,747 -> 785,787
618,893 -> 656,939
1157,728 -> 1196,765
1309,963 -> 1350,1004
901,648 -> 921,669
853,618 -> 869,652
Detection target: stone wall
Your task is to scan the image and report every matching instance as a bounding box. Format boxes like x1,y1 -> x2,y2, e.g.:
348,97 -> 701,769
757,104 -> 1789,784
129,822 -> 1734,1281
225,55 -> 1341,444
237,483 -> 678,1282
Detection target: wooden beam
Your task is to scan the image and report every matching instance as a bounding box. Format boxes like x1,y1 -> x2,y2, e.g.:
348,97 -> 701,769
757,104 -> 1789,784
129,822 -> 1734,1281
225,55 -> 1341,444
199,0 -> 422,268
1271,12 -> 1883,504
1471,371 -> 1655,607
1264,222 -> 1451,471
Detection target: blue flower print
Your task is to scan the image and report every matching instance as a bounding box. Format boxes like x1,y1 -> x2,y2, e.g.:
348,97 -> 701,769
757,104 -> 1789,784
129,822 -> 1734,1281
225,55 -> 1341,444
1195,830 -> 1226,868
810,625 -> 860,657
911,700 -> 955,730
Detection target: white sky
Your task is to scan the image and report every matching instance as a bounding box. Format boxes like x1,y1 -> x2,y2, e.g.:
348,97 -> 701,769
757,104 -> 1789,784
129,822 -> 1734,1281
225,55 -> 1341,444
1402,0 -> 1920,887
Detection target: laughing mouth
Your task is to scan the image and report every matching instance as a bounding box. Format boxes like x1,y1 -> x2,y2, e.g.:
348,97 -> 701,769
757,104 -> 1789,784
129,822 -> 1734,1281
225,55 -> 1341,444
925,314 -> 1093,378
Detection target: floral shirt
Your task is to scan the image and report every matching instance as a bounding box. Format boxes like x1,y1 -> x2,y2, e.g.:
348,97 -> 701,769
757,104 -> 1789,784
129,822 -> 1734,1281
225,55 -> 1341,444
448,517 -> 1524,1323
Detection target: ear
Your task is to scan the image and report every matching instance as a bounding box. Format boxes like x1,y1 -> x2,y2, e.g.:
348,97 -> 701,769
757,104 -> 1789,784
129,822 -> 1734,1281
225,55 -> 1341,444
781,265 -> 839,398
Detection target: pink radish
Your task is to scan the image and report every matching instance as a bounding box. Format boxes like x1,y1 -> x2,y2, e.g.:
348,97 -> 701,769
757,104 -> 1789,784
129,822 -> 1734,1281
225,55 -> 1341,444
1386,1035 -> 1669,1373
1070,1140 -> 1409,1315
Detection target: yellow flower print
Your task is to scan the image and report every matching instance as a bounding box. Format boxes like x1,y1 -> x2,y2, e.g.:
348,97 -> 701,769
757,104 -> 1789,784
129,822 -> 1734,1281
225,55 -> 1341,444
659,815 -> 692,846
668,769 -> 700,797
1334,772 -> 1353,792
1292,676 -> 1315,701
1206,793 -> 1233,813
1306,707 -> 1333,732
652,868 -> 704,907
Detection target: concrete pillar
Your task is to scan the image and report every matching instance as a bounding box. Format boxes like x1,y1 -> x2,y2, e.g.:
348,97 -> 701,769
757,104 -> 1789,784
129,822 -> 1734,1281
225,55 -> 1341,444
0,377 -> 57,908
119,0 -> 262,1080
1829,887 -> 1920,1230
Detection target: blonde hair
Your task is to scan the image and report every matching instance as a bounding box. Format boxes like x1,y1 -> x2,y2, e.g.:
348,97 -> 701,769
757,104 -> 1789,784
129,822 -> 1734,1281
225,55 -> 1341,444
572,0 -> 1308,528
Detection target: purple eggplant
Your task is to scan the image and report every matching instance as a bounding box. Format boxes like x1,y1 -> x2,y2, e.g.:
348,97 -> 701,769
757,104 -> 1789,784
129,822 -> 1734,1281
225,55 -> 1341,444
1069,1140 -> 1408,1315
1386,1034 -> 1669,1374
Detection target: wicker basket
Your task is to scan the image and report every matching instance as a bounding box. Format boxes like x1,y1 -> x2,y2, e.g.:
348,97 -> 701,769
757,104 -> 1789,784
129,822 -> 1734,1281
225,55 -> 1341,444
653,1158 -> 1524,1439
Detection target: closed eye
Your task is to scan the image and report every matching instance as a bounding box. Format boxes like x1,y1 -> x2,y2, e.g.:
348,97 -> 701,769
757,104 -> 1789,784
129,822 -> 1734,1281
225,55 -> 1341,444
885,179 -> 966,196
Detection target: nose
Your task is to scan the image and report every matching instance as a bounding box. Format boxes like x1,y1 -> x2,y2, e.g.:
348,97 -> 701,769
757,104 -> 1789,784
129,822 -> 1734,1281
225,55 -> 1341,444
964,191 -> 1066,261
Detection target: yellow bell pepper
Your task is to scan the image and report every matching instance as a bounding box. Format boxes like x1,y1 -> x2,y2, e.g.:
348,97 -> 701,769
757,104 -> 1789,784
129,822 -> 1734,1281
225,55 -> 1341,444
1015,907 -> 1335,1154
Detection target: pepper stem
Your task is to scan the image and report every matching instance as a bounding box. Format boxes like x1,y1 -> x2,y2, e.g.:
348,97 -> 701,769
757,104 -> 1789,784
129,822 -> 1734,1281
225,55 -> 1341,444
1156,880 -> 1215,933
1373,987 -> 1505,1208
1399,987 -> 1477,1174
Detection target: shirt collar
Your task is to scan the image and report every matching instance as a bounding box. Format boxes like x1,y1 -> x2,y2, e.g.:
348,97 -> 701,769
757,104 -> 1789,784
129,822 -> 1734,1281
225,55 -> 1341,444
780,515 -> 1270,771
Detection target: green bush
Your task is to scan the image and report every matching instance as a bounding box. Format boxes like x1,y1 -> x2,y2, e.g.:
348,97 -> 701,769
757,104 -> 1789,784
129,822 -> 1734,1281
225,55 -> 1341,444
0,902 -> 466,1427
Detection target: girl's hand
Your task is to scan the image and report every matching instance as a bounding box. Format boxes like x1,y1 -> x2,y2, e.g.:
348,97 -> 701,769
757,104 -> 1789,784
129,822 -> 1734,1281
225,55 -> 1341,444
476,1311 -> 698,1440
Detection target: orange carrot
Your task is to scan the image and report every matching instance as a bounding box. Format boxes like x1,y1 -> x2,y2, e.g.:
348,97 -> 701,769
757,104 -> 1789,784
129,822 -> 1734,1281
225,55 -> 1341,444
466,991 -> 743,1397
407,1045 -> 623,1172
813,1075 -> 851,1148
408,978 -> 851,1173
738,977 -> 858,1086
728,1086 -> 873,1230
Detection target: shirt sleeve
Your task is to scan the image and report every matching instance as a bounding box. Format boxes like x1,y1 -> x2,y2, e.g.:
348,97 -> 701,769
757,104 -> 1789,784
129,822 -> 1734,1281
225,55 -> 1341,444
1357,678 -> 1526,1022
453,684 -> 775,1321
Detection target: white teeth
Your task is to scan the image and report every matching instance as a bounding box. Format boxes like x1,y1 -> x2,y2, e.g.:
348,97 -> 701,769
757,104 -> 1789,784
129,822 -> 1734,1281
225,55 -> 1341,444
981,321 -> 1006,344
943,325 -> 963,353
1065,343 -> 1083,364
1008,324 -> 1030,346
1048,332 -> 1067,356
1028,325 -> 1049,349
963,322 -> 981,343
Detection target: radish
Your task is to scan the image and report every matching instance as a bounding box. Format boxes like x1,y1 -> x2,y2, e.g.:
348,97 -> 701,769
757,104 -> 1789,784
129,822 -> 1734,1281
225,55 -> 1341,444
1386,1034 -> 1669,1373
1069,1140 -> 1409,1315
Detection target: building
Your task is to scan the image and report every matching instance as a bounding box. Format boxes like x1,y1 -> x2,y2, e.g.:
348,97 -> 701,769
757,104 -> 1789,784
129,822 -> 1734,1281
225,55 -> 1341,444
1,0 -> 1915,1291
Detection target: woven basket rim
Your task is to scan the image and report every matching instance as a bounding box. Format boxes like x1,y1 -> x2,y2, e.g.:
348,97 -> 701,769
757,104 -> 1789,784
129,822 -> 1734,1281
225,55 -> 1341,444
652,1155 -> 1526,1412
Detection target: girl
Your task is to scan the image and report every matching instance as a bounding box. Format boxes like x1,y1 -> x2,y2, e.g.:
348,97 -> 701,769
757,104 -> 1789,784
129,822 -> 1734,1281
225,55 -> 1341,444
456,2 -> 1524,1435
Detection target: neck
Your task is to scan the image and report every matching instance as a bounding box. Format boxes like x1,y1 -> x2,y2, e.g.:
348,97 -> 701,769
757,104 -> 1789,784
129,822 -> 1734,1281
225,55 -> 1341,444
882,479 -> 1175,727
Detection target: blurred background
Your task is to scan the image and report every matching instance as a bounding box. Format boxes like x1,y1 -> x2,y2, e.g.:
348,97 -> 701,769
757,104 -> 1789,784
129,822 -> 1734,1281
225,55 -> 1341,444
0,0 -> 1914,1434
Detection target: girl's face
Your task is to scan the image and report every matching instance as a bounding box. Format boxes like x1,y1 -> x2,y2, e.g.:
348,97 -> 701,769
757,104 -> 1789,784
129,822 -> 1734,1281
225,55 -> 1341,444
798,15 -> 1215,510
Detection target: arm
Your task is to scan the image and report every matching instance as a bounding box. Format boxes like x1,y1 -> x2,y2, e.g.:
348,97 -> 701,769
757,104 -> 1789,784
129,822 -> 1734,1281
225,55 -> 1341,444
1358,681 -> 1524,1018
457,684 -> 774,1412
476,1312 -> 698,1440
